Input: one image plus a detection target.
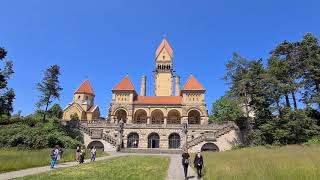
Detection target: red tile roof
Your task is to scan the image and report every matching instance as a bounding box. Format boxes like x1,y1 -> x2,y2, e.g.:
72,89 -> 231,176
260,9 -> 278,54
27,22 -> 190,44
113,75 -> 135,91
134,96 -> 182,105
155,38 -> 173,59
75,79 -> 95,96
182,75 -> 205,91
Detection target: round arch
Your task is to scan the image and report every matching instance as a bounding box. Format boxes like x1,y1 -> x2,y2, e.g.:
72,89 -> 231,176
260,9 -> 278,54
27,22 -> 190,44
188,109 -> 201,124
114,108 -> 127,123
168,133 -> 181,149
151,109 -> 164,124
201,143 -> 219,152
148,132 -> 160,148
87,141 -> 104,150
127,132 -> 139,148
167,109 -> 181,124
133,109 -> 147,124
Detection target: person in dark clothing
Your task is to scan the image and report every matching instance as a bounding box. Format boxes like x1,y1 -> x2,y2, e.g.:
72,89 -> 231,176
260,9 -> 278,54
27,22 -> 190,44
182,150 -> 190,180
194,152 -> 204,179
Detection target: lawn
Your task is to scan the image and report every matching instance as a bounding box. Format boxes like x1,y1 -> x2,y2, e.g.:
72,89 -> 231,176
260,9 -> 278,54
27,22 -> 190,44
192,145 -> 320,180
17,156 -> 170,180
0,148 -> 108,173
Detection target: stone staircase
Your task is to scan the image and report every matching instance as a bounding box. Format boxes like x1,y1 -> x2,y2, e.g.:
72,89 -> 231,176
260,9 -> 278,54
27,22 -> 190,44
79,123 -> 117,147
185,124 -> 235,149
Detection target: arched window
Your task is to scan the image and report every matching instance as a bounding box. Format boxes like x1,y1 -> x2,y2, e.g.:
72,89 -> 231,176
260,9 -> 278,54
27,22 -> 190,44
188,110 -> 201,124
151,110 -> 164,124
168,133 -> 180,149
115,109 -> 127,123
134,109 -> 147,124
148,133 -> 160,148
167,110 -> 181,124
127,132 -> 139,148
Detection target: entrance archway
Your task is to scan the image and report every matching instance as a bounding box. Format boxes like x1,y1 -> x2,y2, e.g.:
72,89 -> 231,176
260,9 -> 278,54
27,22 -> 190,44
167,110 -> 181,124
133,109 -> 147,124
127,132 -> 139,148
168,133 -> 181,149
151,110 -> 164,124
115,109 -> 127,123
148,133 -> 160,148
188,110 -> 201,124
87,141 -> 104,150
201,143 -> 219,152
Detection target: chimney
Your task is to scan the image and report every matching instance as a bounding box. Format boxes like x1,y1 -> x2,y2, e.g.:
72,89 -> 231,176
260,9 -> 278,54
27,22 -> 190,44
175,76 -> 180,96
140,75 -> 146,96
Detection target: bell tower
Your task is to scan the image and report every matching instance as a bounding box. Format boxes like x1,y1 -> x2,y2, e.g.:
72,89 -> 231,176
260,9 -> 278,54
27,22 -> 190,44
154,38 -> 174,96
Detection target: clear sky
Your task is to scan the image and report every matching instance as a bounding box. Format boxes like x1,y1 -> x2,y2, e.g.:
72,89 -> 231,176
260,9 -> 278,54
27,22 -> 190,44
1,0 -> 319,116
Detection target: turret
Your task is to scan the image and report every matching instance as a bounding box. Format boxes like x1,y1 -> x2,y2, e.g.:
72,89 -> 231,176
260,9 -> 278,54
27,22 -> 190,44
140,75 -> 146,96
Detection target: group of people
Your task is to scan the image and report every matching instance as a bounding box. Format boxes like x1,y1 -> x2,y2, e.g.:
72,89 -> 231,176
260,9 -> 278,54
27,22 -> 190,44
182,150 -> 204,179
75,146 -> 97,163
50,145 -> 64,169
50,145 -> 97,169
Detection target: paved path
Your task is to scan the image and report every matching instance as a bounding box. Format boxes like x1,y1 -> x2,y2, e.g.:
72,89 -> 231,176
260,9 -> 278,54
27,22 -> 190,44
0,152 -> 200,180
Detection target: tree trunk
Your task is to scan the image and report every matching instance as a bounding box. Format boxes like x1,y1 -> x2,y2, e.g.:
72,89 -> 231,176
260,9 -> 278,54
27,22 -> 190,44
291,91 -> 297,110
285,93 -> 291,108
43,98 -> 50,123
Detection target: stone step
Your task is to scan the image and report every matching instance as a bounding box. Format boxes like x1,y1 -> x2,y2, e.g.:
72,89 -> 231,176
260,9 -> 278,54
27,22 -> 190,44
120,148 -> 183,154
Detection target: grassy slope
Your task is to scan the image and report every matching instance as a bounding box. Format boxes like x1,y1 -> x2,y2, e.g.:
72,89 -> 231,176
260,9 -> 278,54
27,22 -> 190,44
17,156 -> 170,180
192,145 -> 320,180
0,148 -> 108,173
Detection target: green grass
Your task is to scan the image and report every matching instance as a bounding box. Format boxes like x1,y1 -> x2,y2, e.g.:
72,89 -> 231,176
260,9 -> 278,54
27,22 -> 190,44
17,156 -> 170,180
0,148 -> 108,173
191,145 -> 320,180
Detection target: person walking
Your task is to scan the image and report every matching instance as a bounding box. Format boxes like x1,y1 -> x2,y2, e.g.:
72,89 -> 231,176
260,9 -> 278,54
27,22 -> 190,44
194,152 -> 204,179
182,149 -> 190,180
50,145 -> 59,169
79,146 -> 86,164
90,146 -> 97,162
76,146 -> 80,162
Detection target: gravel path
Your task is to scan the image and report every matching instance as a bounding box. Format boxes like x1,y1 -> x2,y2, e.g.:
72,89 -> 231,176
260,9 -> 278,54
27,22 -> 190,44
0,152 -> 200,180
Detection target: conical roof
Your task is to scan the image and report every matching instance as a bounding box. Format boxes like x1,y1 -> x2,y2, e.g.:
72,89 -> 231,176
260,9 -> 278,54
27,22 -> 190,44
182,75 -> 205,91
113,75 -> 135,91
75,79 -> 95,96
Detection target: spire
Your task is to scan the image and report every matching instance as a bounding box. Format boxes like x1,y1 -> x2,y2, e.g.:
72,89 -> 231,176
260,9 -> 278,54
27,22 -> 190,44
182,75 -> 205,91
155,38 -> 173,59
75,79 -> 95,96
113,75 -> 135,91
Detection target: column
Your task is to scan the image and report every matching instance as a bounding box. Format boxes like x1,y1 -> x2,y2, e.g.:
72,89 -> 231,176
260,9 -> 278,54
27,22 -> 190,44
164,117 -> 167,125
147,117 -> 151,124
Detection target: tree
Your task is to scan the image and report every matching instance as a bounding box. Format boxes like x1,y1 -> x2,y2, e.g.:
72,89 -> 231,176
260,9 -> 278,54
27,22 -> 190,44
0,47 -> 15,116
70,113 -> 79,120
48,104 -> 63,119
36,65 -> 62,122
299,33 -> 320,108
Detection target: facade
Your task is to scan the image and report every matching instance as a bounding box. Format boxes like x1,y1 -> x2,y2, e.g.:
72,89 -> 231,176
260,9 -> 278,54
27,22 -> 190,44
65,38 -> 241,153
63,80 -> 100,121
109,38 -> 209,126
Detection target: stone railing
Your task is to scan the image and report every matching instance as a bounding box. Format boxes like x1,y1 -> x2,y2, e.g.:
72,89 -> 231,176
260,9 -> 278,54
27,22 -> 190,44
79,123 -> 117,147
184,122 -> 236,149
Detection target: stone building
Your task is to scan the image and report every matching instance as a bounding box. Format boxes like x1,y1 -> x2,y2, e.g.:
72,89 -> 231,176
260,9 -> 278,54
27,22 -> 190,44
63,80 -> 100,121
65,38 -> 241,153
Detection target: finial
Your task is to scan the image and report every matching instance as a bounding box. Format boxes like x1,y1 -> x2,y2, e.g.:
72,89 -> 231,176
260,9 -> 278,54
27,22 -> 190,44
162,33 -> 167,39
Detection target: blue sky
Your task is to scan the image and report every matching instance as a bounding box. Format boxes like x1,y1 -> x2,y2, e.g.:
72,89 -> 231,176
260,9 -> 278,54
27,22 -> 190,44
1,0 -> 319,116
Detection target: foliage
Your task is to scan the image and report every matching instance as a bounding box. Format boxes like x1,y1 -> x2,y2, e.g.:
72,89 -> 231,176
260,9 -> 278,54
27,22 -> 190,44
70,112 -> 79,120
219,33 -> 320,146
36,64 -> 62,122
0,47 -> 15,116
191,145 -> 320,180
0,116 -> 83,149
0,148 -> 108,173
19,156 -> 170,180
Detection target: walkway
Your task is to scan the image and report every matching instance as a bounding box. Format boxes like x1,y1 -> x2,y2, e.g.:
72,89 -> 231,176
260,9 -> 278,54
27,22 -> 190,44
0,152 -> 200,180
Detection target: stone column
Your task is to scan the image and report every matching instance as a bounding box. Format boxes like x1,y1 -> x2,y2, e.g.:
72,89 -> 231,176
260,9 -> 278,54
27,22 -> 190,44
164,117 -> 167,125
116,120 -> 124,151
147,117 -> 151,124
182,123 -> 188,151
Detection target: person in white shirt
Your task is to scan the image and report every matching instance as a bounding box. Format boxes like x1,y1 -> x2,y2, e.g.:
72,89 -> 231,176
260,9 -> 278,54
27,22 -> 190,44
90,146 -> 97,162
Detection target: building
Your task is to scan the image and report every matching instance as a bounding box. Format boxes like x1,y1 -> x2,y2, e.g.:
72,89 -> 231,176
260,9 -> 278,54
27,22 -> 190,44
65,38 -> 241,153
63,80 -> 100,121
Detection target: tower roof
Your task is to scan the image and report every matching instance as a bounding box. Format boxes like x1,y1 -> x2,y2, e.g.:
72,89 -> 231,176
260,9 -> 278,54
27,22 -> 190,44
113,75 -> 135,91
75,79 -> 95,96
182,75 -> 205,91
155,38 -> 173,59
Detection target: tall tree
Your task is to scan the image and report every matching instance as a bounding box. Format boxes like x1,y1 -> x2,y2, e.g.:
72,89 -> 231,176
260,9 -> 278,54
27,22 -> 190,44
36,65 -> 62,122
0,47 -> 15,116
299,33 -> 320,108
